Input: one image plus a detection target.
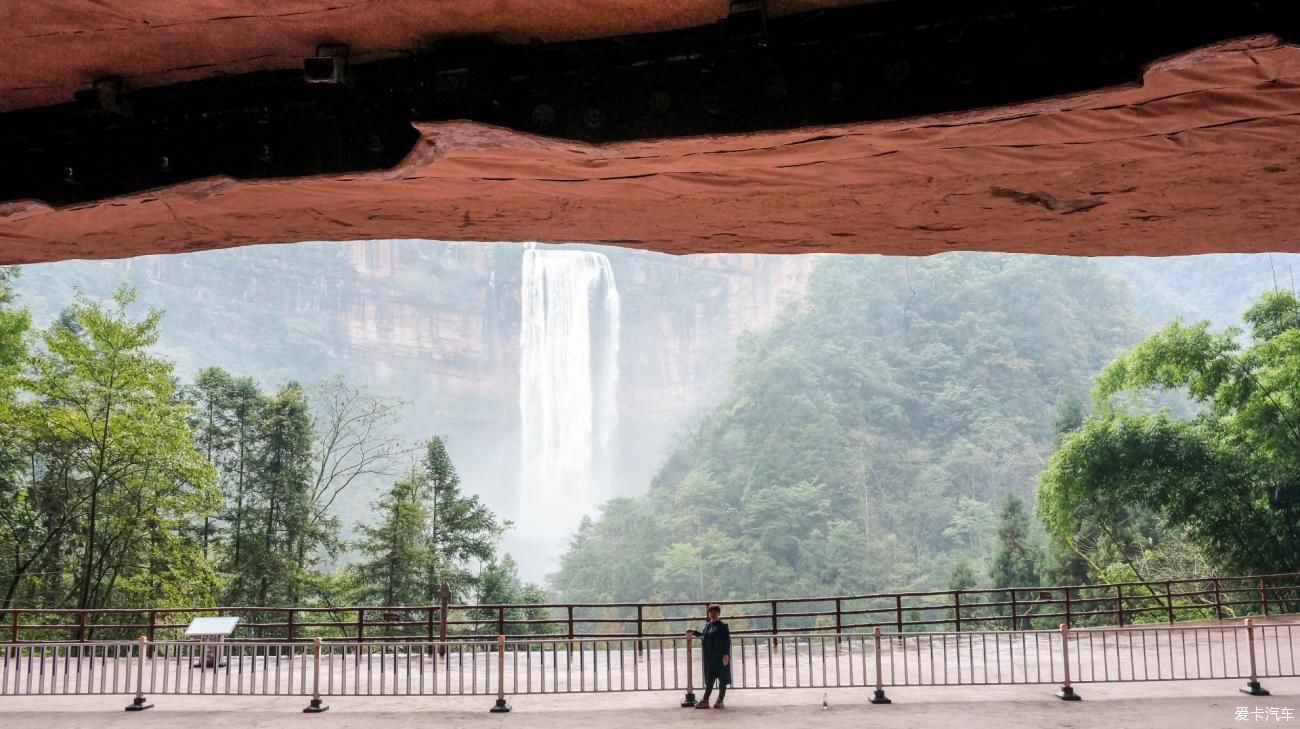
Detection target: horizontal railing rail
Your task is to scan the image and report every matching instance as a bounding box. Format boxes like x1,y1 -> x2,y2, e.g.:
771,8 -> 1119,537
1,620 -> 1292,712
3,572 -> 1298,644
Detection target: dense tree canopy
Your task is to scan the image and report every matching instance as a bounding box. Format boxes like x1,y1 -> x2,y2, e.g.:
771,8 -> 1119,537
2,287 -> 218,611
350,436 -> 511,606
1038,290 -> 1300,577
0,285 -> 537,620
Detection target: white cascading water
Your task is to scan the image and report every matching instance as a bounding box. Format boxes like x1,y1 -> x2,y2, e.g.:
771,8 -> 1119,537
518,247 -> 620,548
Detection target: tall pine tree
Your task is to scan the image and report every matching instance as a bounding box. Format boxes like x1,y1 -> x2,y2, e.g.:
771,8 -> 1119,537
989,494 -> 1041,589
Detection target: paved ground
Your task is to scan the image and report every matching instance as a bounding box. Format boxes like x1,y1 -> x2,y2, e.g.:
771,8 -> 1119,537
1,680 -> 1298,729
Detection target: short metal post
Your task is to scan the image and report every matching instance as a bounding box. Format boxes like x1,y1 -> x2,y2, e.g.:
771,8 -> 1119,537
1055,624 -> 1080,701
870,626 -> 891,704
491,634 -> 512,712
680,635 -> 697,707
304,637 -> 329,712
1240,618 -> 1270,696
124,635 -> 154,711
1165,581 -> 1175,624
953,592 -> 962,632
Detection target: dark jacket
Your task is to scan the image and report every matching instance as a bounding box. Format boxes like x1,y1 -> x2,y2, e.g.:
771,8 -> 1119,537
693,619 -> 732,686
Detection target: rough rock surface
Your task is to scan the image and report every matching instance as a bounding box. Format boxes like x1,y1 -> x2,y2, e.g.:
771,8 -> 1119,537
1,0 -> 842,114
3,35 -> 1300,262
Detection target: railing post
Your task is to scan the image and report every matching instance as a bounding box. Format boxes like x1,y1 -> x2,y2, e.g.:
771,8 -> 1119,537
870,626 -> 891,704
1165,581 -> 1175,624
124,635 -> 154,711
9,609 -> 18,643
1009,591 -> 1018,632
1055,624 -> 1080,701
1213,579 -> 1224,621
834,598 -> 843,641
356,610 -> 365,642
771,600 -> 779,642
1064,588 -> 1072,628
491,634 -> 512,712
287,609 -> 296,641
1115,584 -> 1124,626
497,606 -> 505,638
426,606 -> 435,642
953,592 -> 962,632
1260,578 -> 1270,616
303,637 -> 329,713
147,610 -> 156,645
895,595 -> 903,634
1240,618 -> 1271,696
680,634 -> 697,707
77,610 -> 88,642
636,604 -> 644,656
567,606 -> 575,640
438,606 -> 449,658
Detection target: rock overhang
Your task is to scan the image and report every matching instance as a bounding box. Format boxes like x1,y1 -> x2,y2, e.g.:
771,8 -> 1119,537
1,2 -> 1299,262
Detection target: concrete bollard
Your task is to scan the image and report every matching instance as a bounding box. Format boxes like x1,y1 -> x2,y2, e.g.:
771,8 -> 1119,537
124,635 -> 154,711
491,634 -> 512,712
870,626 -> 891,704
680,634 -> 697,707
304,637 -> 329,713
1240,618 -> 1271,696
1056,623 -> 1081,701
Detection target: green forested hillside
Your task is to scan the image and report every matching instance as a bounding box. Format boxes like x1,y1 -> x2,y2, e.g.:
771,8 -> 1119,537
550,255 -> 1145,602
0,282 -> 539,617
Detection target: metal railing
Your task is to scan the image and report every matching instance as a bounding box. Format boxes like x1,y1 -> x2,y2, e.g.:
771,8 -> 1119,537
2,620 -> 1294,712
5,572 -> 1299,643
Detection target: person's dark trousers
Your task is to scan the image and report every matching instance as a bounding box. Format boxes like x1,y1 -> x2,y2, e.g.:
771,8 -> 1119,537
702,675 -> 726,703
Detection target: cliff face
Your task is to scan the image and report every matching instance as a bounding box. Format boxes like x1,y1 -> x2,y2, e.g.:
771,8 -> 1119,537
328,241 -> 816,506
15,239 -> 813,573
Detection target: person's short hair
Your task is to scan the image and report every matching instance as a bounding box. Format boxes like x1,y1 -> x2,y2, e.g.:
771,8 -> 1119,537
707,603 -> 722,614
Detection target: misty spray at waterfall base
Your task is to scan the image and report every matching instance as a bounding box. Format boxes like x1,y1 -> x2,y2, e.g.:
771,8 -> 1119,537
514,248 -> 620,577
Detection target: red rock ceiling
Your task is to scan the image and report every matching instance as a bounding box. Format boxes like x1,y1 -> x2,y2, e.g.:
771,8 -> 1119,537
1,2 -> 1299,263
2,0 -> 845,114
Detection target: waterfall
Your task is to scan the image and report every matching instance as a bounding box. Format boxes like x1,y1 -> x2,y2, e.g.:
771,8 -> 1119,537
518,247 -> 621,547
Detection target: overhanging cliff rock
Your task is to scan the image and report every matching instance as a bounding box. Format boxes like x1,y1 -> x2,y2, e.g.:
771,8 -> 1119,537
3,34 -> 1300,262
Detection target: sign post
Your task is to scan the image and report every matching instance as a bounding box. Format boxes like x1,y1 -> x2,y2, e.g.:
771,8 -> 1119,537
185,616 -> 240,668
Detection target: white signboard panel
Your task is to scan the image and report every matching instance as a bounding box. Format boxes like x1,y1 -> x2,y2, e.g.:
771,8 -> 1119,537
185,616 -> 240,637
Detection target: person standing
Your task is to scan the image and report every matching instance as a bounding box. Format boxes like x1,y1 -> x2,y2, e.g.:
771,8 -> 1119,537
687,603 -> 731,709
